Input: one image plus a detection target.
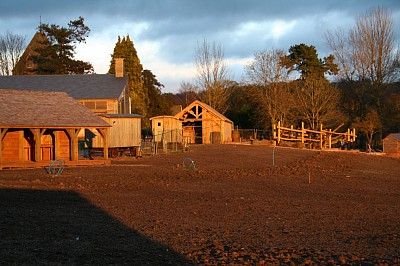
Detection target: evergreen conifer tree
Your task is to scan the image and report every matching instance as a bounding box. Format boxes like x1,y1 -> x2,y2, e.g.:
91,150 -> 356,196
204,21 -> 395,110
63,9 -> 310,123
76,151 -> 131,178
109,35 -> 149,127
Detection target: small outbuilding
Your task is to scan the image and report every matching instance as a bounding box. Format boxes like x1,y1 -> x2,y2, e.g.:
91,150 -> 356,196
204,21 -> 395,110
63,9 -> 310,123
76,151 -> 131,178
174,100 -> 233,144
150,116 -> 183,143
86,114 -> 142,157
0,89 -> 111,169
383,133 -> 400,155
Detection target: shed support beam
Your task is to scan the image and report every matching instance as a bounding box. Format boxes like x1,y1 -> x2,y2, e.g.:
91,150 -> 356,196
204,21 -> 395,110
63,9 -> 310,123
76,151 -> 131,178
0,128 -> 9,163
29,128 -> 45,162
97,128 -> 109,160
66,128 -> 81,161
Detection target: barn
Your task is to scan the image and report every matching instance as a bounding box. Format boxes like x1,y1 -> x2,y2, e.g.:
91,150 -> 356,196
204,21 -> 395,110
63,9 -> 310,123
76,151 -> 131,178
383,133 -> 400,155
174,100 -> 233,144
0,90 -> 111,169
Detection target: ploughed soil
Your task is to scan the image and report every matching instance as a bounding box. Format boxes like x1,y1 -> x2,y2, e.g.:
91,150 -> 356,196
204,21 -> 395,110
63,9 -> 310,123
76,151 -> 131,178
1,144 -> 399,265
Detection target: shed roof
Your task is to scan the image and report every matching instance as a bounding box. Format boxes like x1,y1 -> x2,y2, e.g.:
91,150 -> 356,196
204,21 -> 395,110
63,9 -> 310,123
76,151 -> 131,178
0,74 -> 127,100
0,89 -> 110,128
384,133 -> 400,140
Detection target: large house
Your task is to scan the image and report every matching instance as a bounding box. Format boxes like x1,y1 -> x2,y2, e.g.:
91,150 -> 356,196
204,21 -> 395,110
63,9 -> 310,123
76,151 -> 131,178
6,31 -> 130,114
0,62 -> 130,114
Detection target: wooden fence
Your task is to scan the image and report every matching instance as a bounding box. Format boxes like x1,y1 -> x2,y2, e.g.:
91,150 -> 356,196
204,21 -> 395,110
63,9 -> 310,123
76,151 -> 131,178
273,121 -> 356,149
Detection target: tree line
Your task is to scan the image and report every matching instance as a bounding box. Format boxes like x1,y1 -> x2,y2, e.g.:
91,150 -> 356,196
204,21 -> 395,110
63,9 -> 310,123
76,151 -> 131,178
1,6 -> 399,150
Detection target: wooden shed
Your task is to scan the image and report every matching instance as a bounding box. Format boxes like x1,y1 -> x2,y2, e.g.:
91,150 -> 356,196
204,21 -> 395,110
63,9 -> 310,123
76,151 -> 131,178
383,133 -> 400,155
0,90 -> 111,169
174,100 -> 233,144
85,114 -> 142,157
150,116 -> 183,143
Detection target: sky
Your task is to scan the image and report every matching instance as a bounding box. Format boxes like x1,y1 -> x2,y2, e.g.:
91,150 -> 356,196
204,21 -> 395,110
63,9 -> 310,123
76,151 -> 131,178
1,0 -> 400,93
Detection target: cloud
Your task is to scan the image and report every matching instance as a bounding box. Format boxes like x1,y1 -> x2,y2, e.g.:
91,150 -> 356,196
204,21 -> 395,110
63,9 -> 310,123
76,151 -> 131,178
2,0 -> 400,92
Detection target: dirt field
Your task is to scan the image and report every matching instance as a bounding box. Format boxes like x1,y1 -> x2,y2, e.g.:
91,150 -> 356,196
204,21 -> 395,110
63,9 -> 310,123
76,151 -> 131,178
1,144 -> 399,265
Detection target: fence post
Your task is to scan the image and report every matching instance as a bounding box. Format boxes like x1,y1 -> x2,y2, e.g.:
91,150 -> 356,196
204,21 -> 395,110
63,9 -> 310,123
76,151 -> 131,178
301,122 -> 305,144
277,121 -> 281,144
320,124 -> 323,149
273,124 -> 276,140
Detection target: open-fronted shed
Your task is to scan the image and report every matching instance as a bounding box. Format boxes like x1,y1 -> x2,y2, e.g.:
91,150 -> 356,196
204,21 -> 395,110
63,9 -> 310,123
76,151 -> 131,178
174,100 -> 233,144
0,89 -> 110,169
383,133 -> 400,155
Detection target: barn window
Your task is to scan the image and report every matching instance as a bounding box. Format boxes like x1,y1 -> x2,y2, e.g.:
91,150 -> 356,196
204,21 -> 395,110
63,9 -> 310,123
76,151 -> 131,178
84,101 -> 95,109
158,122 -> 162,127
96,101 -> 107,110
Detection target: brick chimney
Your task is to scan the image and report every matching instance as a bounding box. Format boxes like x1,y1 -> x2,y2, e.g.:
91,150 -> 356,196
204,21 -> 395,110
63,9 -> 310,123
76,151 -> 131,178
115,58 -> 124,78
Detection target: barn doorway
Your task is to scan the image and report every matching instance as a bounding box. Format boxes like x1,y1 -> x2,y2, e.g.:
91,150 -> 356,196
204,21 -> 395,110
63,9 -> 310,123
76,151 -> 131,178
182,121 -> 203,144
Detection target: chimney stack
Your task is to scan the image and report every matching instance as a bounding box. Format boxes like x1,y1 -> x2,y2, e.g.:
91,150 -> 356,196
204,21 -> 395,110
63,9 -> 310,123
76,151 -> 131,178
115,58 -> 124,78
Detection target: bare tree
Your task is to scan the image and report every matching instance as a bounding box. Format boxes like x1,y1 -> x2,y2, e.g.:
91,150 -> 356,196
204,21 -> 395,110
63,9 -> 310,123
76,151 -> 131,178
352,109 -> 381,152
0,31 -> 26,76
178,81 -> 198,107
326,6 -> 400,103
245,49 -> 292,128
293,78 -> 343,130
194,39 -> 232,114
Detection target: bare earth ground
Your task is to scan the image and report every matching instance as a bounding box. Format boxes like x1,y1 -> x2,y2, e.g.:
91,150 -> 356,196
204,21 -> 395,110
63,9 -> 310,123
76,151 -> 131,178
1,144 -> 399,265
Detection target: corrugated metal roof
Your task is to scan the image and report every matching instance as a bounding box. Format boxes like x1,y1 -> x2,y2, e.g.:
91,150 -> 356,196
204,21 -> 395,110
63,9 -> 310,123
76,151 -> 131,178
0,89 -> 110,128
0,74 -> 127,99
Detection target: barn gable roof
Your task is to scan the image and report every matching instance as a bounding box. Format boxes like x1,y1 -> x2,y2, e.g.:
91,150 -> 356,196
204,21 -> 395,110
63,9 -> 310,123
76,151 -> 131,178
0,74 -> 128,100
0,89 -> 110,128
174,100 -> 232,123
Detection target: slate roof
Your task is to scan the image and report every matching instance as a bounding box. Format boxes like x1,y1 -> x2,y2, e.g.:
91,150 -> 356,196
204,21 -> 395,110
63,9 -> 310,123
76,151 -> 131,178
384,133 -> 400,140
0,74 -> 128,100
0,89 -> 111,128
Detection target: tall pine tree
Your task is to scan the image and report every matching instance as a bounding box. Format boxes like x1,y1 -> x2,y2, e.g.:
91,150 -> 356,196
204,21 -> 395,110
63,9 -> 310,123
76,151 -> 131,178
108,35 -> 149,127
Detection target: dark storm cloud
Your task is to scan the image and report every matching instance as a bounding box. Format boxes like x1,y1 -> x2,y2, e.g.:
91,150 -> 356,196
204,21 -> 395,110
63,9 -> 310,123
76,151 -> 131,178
1,0 -> 400,91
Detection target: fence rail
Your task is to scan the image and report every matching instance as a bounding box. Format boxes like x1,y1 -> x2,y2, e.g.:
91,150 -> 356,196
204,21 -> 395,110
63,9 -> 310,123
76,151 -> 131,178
273,121 -> 356,149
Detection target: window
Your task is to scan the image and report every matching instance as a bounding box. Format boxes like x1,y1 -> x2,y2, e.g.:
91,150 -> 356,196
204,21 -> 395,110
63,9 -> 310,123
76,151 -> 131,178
96,101 -> 107,110
158,122 -> 162,127
84,101 -> 95,109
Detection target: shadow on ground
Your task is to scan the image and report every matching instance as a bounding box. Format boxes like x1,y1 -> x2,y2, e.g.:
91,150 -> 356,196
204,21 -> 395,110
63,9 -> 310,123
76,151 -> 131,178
0,188 -> 193,265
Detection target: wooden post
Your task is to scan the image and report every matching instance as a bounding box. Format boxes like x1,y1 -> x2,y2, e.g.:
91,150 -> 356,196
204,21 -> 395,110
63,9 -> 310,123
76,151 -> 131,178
97,128 -> 109,160
301,122 -> 305,144
66,128 -> 81,161
277,121 -> 281,144
29,128 -> 45,162
18,130 -> 24,161
0,128 -> 8,163
347,128 -> 350,142
328,129 -> 332,148
290,125 -> 293,138
320,124 -> 323,149
273,123 -> 276,139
